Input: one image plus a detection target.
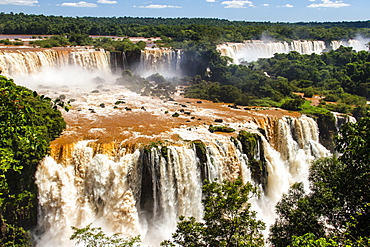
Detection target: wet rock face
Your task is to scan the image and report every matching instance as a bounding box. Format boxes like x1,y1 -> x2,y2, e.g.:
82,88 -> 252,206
315,113 -> 337,152
193,140 -> 208,183
237,130 -> 268,190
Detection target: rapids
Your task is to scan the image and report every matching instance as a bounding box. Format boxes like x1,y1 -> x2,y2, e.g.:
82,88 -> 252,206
30,82 -> 330,246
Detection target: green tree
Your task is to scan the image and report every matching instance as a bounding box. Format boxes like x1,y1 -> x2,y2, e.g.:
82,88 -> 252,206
280,98 -> 306,111
0,76 -> 66,245
161,179 -> 265,247
334,115 -> 370,238
70,224 -> 140,247
289,233 -> 338,247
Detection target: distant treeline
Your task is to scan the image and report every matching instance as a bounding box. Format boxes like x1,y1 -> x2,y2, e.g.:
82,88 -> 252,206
0,12 -> 370,43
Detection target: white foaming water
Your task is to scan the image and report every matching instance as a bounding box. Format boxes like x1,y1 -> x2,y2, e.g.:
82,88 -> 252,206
35,142 -> 141,247
0,48 -> 116,91
217,40 -> 327,64
34,112 -> 330,246
137,48 -> 183,78
0,49 -> 111,77
330,38 -> 370,52
218,39 -> 369,64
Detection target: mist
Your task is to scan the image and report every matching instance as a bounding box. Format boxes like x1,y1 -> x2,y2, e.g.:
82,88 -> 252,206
12,66 -> 118,91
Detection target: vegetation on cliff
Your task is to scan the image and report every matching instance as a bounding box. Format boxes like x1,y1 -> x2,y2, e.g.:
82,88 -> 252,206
269,115 -> 370,246
0,76 -> 66,245
236,131 -> 268,190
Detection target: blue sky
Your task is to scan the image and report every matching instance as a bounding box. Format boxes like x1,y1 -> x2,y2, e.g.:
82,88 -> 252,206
0,0 -> 367,22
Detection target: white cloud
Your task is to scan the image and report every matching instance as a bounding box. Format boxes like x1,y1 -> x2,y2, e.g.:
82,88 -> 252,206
278,4 -> 294,7
0,0 -> 38,6
59,1 -> 98,7
138,4 -> 182,8
307,0 -> 350,8
221,0 -> 254,8
262,3 -> 269,6
206,0 -> 217,2
97,0 -> 117,4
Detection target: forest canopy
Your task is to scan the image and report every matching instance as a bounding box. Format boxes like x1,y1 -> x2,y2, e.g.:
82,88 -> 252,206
0,12 -> 369,44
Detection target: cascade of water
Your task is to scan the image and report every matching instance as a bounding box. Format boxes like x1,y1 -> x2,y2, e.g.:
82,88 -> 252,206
136,48 -> 183,78
35,141 -> 142,246
35,114 -> 330,246
0,49 -> 111,77
332,112 -> 357,131
330,39 -> 370,51
217,40 -> 327,64
217,39 -> 370,64
271,116 -> 330,190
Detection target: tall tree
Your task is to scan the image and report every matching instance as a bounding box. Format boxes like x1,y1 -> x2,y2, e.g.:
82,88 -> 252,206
161,179 -> 265,247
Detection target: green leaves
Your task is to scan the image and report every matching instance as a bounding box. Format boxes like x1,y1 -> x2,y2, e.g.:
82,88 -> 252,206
0,75 -> 66,245
289,233 -> 339,247
162,179 -> 265,247
70,224 -> 141,247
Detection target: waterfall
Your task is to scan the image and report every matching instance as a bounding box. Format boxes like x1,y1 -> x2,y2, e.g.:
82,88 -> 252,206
35,141 -> 141,246
217,40 -> 327,64
330,38 -> 370,52
218,39 -> 369,64
136,48 -> 183,78
332,112 -> 357,131
0,48 -> 111,77
34,113 -> 330,246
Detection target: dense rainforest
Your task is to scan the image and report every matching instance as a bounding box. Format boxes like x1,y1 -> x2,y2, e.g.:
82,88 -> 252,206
0,12 -> 370,43
0,76 -> 66,245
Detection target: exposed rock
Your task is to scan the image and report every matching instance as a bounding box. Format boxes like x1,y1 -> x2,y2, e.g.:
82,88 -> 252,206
208,125 -> 235,133
237,130 -> 268,190
92,76 -> 105,84
58,94 -> 66,100
192,140 -> 208,182
315,112 -> 336,152
115,100 -> 125,105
